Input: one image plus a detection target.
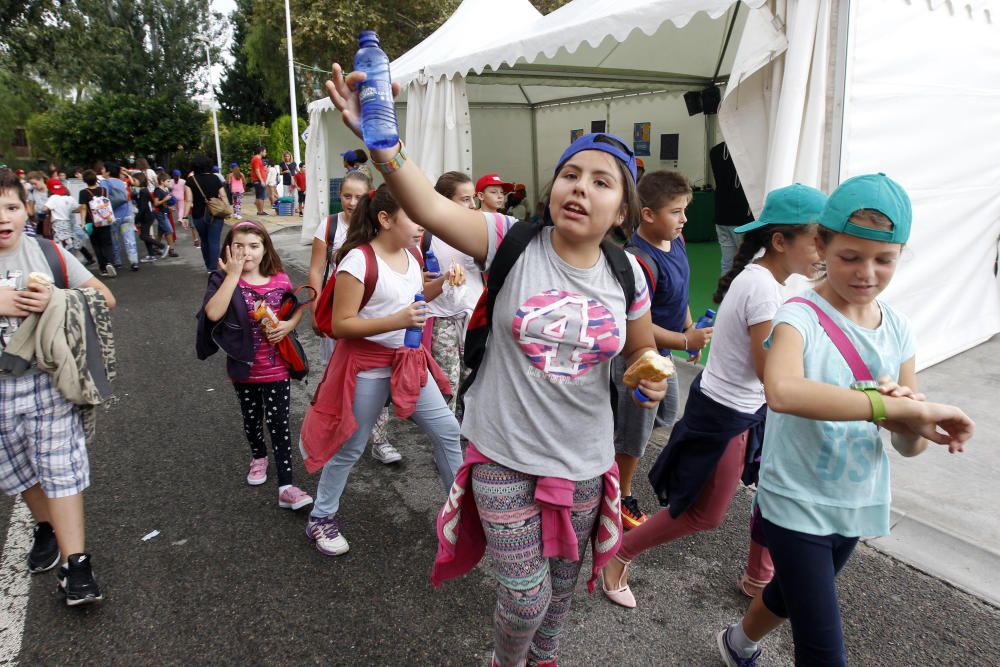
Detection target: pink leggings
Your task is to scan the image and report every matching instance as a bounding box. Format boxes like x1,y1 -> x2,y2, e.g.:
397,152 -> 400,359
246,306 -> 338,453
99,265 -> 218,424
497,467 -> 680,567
618,430 -> 773,582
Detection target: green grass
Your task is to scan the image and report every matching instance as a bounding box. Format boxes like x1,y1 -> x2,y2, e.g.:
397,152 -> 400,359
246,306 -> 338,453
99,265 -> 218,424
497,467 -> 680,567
670,241 -> 721,365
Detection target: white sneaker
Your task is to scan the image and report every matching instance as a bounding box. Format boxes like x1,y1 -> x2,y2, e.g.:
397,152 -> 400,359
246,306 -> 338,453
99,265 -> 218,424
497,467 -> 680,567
371,441 -> 402,464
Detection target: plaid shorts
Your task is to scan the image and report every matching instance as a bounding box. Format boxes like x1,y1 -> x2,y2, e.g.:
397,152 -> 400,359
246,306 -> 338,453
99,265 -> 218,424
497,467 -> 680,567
0,372 -> 89,498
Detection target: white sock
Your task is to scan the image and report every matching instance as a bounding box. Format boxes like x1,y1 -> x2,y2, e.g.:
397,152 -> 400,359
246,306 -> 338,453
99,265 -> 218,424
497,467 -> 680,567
729,622 -> 759,657
278,485 -> 291,493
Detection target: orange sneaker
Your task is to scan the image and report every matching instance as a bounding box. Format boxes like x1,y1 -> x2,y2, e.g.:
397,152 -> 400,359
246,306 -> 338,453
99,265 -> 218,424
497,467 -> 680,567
621,495 -> 648,531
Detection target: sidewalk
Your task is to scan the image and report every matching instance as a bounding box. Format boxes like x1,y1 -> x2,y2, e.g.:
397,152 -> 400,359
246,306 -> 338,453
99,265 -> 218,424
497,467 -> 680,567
867,334 -> 1000,607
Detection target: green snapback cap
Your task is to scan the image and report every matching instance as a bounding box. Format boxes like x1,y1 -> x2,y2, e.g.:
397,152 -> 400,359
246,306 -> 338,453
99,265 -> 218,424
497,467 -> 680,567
819,173 -> 911,243
734,183 -> 827,233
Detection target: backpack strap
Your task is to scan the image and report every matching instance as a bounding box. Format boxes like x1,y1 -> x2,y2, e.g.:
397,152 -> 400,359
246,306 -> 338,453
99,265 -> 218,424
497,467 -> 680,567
322,214 -> 338,284
37,238 -> 69,288
601,239 -> 636,308
623,238 -> 658,293
407,245 -> 424,270
359,244 -> 379,309
420,231 -> 433,254
785,297 -> 874,382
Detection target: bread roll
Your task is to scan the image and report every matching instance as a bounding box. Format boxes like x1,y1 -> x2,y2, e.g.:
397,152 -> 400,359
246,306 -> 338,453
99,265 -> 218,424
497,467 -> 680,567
623,350 -> 675,389
448,263 -> 465,286
27,272 -> 53,289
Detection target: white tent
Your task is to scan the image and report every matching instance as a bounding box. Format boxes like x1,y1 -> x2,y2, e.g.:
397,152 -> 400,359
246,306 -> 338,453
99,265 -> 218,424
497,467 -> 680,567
720,0 -> 1000,369
304,0 -> 1000,368
303,0 -> 759,242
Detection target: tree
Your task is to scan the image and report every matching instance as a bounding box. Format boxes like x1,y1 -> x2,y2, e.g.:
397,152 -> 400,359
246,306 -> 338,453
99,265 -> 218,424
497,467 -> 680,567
267,115 -> 307,162
531,0 -> 572,13
27,95 -> 205,166
2,0 -> 224,102
240,0 -> 462,116
217,0 -> 282,124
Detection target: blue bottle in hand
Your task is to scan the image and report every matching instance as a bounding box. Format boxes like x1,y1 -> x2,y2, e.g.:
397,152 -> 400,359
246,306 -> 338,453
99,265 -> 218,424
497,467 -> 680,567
423,249 -> 441,277
403,293 -> 426,349
355,30 -> 399,150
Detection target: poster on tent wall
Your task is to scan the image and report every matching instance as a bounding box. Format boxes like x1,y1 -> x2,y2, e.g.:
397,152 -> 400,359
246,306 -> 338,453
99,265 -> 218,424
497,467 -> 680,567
570,129 -> 584,143
591,120 -> 606,133
633,123 -> 651,156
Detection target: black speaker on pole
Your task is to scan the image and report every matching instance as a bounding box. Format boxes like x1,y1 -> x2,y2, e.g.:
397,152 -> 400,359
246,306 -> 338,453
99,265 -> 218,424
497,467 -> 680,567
683,90 -> 703,116
701,85 -> 722,115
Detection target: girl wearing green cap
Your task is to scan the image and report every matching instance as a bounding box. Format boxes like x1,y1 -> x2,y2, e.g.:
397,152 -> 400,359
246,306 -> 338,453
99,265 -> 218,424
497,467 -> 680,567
717,174 -> 974,667
601,183 -> 826,609
326,64 -> 666,667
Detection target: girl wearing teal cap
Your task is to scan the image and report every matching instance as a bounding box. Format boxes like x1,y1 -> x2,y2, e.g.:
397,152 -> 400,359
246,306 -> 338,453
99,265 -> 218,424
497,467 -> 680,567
601,183 -> 826,609
326,64 -> 666,666
717,174 -> 974,667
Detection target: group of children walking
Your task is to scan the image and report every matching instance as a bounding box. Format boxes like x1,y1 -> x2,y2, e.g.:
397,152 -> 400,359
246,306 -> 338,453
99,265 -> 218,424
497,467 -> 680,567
184,61 -> 980,666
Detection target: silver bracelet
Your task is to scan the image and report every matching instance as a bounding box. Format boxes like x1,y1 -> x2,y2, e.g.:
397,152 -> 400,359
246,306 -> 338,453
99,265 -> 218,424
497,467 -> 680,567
681,333 -> 688,351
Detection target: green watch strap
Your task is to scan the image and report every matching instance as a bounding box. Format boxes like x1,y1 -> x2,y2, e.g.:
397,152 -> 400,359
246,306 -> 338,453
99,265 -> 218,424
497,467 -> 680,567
860,387 -> 887,423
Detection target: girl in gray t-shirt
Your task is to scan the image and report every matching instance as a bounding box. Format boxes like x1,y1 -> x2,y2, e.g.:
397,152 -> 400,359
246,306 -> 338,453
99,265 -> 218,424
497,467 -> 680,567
328,66 -> 670,667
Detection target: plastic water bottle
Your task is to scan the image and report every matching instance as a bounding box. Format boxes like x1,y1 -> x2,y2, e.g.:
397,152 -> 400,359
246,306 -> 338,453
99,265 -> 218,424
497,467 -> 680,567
403,293 -> 426,349
355,30 -> 399,150
687,308 -> 716,359
424,249 -> 441,277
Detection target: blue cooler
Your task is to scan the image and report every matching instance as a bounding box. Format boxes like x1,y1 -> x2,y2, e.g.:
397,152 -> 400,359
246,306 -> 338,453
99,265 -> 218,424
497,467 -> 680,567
277,200 -> 294,216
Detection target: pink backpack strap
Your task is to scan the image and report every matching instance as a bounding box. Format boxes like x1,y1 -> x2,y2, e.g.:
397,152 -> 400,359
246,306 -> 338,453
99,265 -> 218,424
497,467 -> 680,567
785,297 -> 874,382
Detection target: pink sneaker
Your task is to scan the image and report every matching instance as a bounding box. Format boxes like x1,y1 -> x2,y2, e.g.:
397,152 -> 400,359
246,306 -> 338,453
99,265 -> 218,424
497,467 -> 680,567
278,486 -> 313,510
246,457 -> 268,486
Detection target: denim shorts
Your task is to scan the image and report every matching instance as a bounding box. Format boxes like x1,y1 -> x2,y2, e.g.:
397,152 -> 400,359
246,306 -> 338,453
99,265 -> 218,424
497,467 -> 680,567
0,373 -> 89,498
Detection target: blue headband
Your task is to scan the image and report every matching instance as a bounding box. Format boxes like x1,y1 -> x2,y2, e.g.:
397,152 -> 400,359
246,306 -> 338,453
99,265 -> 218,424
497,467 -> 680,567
554,133 -> 638,184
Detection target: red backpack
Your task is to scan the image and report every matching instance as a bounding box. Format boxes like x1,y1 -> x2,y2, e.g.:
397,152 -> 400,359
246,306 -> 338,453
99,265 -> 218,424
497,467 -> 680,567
312,242 -> 423,339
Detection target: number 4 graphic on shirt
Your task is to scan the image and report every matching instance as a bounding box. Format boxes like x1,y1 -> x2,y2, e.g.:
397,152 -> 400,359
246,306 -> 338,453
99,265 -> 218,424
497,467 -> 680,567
519,294 -> 594,376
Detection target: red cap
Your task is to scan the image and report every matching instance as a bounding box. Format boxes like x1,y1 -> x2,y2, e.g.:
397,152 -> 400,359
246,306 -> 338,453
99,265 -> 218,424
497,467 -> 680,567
15,169 -> 25,175
47,178 -> 68,196
636,158 -> 645,169
475,174 -> 513,194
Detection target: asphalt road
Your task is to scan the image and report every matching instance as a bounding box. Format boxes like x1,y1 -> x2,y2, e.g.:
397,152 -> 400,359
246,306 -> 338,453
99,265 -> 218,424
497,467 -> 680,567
1,226 -> 997,666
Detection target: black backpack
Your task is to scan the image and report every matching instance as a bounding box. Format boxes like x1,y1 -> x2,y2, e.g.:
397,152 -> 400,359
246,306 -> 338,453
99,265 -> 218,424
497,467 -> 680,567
461,218 -> 637,396
38,238 -> 69,288
622,237 -> 659,293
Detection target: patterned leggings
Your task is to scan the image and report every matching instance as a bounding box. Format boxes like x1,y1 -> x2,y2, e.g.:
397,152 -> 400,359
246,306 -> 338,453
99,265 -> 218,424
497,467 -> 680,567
232,192 -> 243,216
233,380 -> 293,486
472,462 -> 602,667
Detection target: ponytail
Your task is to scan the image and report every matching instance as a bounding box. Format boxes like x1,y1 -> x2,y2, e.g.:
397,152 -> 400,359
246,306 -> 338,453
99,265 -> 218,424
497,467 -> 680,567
713,223 -> 818,303
335,184 -> 400,264
714,231 -> 768,304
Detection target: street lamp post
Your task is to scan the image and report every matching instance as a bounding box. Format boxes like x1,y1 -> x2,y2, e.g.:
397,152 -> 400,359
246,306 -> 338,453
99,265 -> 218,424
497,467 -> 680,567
195,33 -> 223,170
283,0 -> 300,165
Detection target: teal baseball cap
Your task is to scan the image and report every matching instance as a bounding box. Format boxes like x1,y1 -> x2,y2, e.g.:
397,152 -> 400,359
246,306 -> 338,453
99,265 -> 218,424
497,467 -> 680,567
734,183 -> 827,233
819,173 -> 911,243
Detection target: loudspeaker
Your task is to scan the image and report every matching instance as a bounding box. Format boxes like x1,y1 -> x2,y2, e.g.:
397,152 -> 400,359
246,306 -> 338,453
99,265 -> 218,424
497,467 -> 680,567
701,86 -> 721,115
683,90 -> 703,116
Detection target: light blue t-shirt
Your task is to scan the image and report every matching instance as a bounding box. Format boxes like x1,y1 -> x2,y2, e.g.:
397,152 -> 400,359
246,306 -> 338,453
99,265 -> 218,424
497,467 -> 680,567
756,290 -> 916,538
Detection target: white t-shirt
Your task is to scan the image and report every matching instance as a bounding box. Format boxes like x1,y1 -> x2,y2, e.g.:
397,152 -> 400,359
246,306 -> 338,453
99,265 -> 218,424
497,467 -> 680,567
266,165 -> 279,186
313,212 -> 349,253
337,246 -> 424,378
426,236 -> 484,318
43,194 -> 79,223
700,263 -> 784,413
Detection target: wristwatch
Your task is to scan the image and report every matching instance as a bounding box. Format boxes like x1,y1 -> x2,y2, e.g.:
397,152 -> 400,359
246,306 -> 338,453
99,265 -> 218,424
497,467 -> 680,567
851,380 -> 886,423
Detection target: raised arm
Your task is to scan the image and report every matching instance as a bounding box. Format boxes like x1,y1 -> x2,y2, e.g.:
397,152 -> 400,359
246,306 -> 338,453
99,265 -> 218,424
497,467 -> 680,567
326,64 -> 488,264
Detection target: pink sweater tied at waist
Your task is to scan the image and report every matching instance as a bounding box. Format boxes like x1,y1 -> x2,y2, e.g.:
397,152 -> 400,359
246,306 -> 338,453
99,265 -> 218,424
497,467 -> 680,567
300,337 -> 452,473
431,443 -> 623,593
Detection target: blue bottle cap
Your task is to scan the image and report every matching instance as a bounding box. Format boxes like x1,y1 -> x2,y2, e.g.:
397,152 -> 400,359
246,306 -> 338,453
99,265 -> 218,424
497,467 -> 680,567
633,387 -> 650,403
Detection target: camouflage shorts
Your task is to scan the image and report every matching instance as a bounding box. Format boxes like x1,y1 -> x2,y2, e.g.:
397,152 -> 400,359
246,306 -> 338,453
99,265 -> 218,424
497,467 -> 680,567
431,314 -> 470,418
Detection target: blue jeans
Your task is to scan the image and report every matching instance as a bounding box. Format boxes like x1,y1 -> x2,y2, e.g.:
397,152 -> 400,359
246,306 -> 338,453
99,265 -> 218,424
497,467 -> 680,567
760,518 -> 858,667
192,214 -> 224,271
715,225 -> 744,275
311,373 -> 463,519
111,214 -> 138,265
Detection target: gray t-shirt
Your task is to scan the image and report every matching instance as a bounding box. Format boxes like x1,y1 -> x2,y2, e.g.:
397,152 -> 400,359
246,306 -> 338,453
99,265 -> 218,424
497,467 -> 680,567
462,214 -> 651,480
0,236 -> 93,352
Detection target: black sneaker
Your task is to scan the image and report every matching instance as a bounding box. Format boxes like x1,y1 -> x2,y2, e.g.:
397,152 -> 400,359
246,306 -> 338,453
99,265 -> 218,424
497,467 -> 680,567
57,553 -> 104,606
27,522 -> 60,573
130,263 -> 140,272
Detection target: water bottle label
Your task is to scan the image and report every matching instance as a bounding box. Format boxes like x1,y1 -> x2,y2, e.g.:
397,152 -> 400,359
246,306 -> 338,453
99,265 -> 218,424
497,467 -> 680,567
360,84 -> 391,105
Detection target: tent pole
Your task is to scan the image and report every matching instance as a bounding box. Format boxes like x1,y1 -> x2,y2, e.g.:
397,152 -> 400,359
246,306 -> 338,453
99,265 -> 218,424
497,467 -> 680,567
826,0 -> 852,191
530,106 -> 540,214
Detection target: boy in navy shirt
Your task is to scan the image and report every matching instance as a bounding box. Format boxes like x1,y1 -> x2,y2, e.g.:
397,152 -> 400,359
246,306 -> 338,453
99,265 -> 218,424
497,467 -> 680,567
612,171 -> 713,529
